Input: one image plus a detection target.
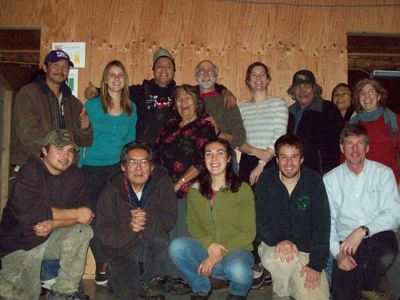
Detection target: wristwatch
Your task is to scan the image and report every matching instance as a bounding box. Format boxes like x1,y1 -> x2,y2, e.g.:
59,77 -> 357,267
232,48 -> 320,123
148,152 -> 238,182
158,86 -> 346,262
360,225 -> 370,238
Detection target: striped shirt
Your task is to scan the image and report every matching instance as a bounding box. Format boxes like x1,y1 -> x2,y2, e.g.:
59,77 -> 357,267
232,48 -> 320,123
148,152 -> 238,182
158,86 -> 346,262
239,97 -> 288,151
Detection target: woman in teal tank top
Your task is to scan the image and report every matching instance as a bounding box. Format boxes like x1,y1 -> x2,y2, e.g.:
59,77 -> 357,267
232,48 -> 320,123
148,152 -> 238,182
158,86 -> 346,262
80,60 -> 137,286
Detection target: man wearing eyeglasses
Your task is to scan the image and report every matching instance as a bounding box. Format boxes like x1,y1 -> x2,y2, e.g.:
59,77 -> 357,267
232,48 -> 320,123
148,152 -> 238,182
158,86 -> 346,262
95,142 -> 177,300
194,59 -> 245,150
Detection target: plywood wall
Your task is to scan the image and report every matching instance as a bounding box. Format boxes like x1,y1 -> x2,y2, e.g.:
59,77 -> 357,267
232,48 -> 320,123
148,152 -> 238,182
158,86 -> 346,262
1,0 -> 399,104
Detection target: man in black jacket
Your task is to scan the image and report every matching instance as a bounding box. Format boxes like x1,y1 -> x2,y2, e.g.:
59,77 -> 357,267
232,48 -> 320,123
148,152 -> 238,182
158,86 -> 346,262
84,48 -> 236,146
96,142 -> 177,300
287,69 -> 344,175
255,134 -> 330,300
0,129 -> 94,300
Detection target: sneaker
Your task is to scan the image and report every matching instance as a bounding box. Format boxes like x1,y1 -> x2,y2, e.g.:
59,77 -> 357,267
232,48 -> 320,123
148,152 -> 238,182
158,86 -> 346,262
48,290 -> 90,300
95,271 -> 108,286
166,277 -> 192,295
251,262 -> 265,289
264,268 -> 272,285
190,291 -> 211,300
139,281 -> 165,300
226,294 -> 247,299
361,290 -> 389,300
41,277 -> 56,290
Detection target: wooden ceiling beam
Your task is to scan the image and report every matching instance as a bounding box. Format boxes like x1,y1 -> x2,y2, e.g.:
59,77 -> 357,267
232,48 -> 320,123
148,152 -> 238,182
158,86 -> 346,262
0,52 -> 40,65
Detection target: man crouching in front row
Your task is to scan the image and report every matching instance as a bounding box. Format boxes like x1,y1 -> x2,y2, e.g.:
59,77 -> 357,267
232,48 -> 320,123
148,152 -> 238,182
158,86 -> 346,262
95,142 -> 177,300
0,129 -> 94,300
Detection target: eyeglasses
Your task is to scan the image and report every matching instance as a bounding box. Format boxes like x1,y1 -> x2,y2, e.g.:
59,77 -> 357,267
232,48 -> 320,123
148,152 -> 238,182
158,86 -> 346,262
359,89 -> 377,97
125,158 -> 151,169
197,68 -> 216,76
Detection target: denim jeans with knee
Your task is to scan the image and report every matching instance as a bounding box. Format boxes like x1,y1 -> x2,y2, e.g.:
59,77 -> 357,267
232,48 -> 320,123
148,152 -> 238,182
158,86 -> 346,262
169,237 -> 254,296
332,230 -> 398,300
40,259 -> 60,281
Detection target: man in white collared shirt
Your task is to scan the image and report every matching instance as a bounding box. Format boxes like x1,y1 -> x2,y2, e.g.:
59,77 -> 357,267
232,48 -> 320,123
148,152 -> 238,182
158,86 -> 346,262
323,123 -> 400,300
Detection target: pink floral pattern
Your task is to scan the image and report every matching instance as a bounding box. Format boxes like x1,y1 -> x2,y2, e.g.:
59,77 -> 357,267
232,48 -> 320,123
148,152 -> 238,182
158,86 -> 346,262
155,117 -> 215,198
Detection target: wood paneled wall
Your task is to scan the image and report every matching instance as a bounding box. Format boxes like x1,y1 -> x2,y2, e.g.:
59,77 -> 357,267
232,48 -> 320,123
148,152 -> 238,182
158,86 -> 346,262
1,0 -> 399,104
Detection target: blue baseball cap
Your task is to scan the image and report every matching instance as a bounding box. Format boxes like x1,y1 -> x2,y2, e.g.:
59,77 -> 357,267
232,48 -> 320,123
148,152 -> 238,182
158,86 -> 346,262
44,50 -> 74,67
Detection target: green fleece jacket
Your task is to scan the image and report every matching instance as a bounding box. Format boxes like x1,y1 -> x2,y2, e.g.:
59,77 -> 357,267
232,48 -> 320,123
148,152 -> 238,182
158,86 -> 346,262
187,182 -> 256,256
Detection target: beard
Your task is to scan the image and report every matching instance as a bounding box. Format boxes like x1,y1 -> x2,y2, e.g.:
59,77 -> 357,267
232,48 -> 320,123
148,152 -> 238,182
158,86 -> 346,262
197,76 -> 216,91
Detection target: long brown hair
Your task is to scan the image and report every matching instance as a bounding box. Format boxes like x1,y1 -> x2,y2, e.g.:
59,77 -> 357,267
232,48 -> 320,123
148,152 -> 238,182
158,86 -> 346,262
199,138 -> 241,199
100,60 -> 132,115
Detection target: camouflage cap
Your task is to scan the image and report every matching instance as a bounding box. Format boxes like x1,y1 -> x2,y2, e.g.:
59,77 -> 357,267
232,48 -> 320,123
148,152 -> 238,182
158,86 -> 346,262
42,129 -> 78,150
152,47 -> 175,70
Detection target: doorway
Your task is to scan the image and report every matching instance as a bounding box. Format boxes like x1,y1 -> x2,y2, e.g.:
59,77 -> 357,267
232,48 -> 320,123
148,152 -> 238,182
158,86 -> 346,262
0,27 -> 41,213
348,33 -> 400,113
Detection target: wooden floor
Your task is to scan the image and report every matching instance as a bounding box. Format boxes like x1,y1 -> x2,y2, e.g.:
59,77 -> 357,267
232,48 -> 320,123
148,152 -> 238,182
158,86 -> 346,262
41,280 -> 275,299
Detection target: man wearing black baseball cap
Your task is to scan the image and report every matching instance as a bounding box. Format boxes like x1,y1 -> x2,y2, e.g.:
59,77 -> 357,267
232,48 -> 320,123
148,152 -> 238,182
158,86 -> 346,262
287,69 -> 344,174
0,129 -> 94,300
10,49 -> 93,171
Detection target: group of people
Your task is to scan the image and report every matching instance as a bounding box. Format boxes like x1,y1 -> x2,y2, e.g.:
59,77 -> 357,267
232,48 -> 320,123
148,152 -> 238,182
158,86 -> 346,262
0,46 -> 399,300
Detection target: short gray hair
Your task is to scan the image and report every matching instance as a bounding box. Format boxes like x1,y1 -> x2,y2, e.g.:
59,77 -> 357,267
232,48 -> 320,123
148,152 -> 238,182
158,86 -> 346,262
194,60 -> 219,77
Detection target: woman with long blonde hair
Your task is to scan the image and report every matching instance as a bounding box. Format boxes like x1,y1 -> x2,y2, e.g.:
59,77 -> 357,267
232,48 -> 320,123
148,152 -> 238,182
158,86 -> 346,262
80,60 -> 137,286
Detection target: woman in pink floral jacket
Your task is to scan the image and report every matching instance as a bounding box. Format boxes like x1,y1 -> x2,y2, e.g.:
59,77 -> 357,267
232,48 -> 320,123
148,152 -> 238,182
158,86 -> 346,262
155,85 -> 216,239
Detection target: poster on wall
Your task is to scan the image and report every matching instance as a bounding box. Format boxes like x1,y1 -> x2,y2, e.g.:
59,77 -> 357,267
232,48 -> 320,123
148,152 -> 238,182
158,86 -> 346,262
67,69 -> 79,97
52,42 -> 86,68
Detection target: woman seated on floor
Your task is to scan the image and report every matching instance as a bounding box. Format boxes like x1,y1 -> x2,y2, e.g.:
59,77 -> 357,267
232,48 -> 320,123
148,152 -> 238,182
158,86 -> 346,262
169,138 -> 256,300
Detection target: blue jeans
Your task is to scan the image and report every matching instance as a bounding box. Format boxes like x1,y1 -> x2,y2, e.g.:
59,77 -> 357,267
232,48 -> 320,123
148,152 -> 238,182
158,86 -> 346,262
325,254 -> 334,284
169,237 -> 254,296
40,259 -> 60,281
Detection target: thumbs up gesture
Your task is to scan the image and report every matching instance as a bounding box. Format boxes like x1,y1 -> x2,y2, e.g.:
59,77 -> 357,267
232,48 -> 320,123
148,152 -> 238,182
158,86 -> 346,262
79,107 -> 90,130
84,81 -> 99,100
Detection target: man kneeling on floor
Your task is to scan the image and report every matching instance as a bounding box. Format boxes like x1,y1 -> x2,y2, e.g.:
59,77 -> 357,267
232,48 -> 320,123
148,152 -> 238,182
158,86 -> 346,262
95,142 -> 177,299
324,124 -> 400,300
255,134 -> 330,300
0,129 -> 94,300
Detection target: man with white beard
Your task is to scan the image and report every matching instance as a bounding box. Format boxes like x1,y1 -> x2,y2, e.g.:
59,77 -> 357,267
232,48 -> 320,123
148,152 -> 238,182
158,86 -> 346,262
194,60 -> 246,149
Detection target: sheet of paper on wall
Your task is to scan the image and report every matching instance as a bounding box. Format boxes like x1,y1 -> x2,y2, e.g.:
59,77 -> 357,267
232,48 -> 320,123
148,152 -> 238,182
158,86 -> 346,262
52,42 -> 86,68
67,69 -> 79,97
